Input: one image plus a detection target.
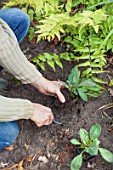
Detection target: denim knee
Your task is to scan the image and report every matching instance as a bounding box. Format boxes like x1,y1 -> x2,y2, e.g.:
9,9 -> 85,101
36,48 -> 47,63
0,121 -> 19,149
0,8 -> 30,43
12,8 -> 30,29
10,8 -> 30,43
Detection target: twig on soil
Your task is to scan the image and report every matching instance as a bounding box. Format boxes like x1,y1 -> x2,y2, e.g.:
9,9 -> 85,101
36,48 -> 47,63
95,103 -> 113,120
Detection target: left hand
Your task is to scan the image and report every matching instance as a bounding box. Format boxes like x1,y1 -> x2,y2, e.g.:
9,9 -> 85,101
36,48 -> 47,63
31,77 -> 65,103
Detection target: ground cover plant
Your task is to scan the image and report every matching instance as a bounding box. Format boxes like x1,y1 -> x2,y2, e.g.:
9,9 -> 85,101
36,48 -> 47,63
1,0 -> 113,170
70,124 -> 113,170
65,67 -> 103,101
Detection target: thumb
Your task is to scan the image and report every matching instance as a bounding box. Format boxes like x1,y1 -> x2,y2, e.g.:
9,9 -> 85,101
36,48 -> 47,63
56,90 -> 66,103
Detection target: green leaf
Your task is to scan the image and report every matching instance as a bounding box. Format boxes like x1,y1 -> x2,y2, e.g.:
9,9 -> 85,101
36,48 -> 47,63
70,139 -> 81,145
99,28 -> 113,50
28,9 -> 34,21
99,148 -> 113,163
90,124 -> 101,140
28,27 -> 35,41
81,68 -> 91,77
79,128 -> 89,144
47,60 -> 55,71
68,67 -> 80,84
92,77 -> 107,84
85,145 -> 99,156
77,88 -> 88,101
43,53 -> 52,60
32,58 -> 39,64
60,53 -> 71,61
54,59 -> 63,69
39,62 -> 45,71
79,79 -> 95,87
38,55 -> 46,62
66,0 -> 72,13
71,154 -> 83,170
64,36 -> 72,43
92,70 -> 107,74
77,61 -> 90,67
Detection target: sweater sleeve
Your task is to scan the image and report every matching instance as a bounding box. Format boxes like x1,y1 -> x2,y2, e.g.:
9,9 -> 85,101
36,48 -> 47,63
0,18 -> 42,84
0,95 -> 33,122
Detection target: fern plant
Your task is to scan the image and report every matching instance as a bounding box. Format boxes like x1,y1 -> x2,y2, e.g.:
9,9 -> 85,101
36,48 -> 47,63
32,52 -> 72,71
64,9 -> 108,84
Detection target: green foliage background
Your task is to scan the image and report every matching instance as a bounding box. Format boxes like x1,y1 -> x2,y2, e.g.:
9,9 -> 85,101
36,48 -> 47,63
3,0 -> 113,99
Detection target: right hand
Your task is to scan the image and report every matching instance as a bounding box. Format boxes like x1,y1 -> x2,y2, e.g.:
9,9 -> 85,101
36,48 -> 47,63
30,103 -> 54,127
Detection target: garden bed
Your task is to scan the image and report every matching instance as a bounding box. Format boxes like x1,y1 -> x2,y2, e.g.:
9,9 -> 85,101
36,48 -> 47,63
0,37 -> 113,170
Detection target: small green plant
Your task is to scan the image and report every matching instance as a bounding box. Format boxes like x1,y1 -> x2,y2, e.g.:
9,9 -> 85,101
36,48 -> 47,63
70,124 -> 113,170
65,67 -> 103,101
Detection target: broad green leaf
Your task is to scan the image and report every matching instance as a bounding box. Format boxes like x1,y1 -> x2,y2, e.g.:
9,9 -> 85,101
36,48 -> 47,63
99,148 -> 113,163
85,145 -> 99,156
77,88 -> 88,102
79,79 -> 95,87
79,128 -> 89,144
71,154 -> 83,170
68,67 -> 80,84
90,124 -> 101,140
70,139 -> 81,145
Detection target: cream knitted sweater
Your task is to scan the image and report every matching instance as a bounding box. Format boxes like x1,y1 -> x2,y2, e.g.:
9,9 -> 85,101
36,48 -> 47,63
0,18 -> 42,122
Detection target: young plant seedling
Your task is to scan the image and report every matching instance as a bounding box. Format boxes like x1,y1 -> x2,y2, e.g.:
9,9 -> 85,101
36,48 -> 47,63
70,124 -> 113,170
65,67 -> 103,101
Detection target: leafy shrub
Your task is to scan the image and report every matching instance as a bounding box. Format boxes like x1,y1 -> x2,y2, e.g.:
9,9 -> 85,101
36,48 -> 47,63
65,67 -> 103,101
70,124 -> 113,170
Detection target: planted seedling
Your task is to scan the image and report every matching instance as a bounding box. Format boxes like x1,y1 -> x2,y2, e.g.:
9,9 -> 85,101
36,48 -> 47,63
70,124 -> 113,170
65,67 -> 103,101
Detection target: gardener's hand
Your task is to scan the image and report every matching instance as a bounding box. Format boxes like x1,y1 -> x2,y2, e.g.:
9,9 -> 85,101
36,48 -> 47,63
30,103 -> 54,127
31,77 -> 65,103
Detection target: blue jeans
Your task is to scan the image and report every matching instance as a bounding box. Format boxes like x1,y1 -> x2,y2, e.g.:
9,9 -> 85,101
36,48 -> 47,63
0,8 -> 30,149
